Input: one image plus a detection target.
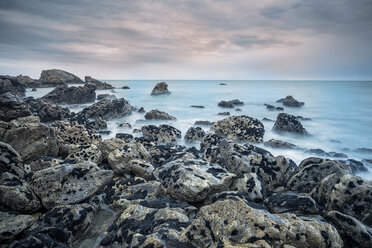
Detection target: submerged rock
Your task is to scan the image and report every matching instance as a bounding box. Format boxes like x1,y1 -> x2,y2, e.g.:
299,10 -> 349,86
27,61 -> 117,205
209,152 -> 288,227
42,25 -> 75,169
273,113 -> 309,135
144,109 -> 176,120
151,82 -> 170,95
39,69 -> 83,85
264,192 -> 321,214
218,99 -> 244,108
0,92 -> 31,122
79,98 -> 133,120
85,76 -> 114,89
194,120 -> 212,126
41,83 -> 96,104
218,111 -> 230,116
96,94 -> 117,101
276,95 -> 305,107
142,124 -> 181,143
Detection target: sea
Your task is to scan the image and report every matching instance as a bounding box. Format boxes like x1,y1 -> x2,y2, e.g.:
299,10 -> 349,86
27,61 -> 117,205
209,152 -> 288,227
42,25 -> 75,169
26,80 -> 372,180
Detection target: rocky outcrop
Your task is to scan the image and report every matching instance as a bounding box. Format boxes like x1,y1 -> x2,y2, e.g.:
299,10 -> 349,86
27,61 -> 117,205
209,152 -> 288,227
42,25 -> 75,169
85,76 -> 114,89
194,120 -> 212,126
39,69 -> 83,86
0,92 -> 31,122
218,99 -> 244,108
0,212 -> 36,243
276,95 -> 305,107
144,109 -> 176,120
212,115 -> 265,142
0,116 -> 59,162
142,124 -> 181,143
41,83 -> 96,104
79,98 -> 133,120
27,98 -> 71,122
184,127 -> 205,142
0,141 -> 25,177
0,75 -> 26,96
273,113 -> 309,135
150,82 -> 170,95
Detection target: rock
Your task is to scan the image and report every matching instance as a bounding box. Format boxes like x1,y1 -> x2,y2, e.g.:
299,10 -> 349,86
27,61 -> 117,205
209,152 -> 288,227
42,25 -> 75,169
0,212 -> 36,243
264,139 -> 298,149
153,159 -> 235,202
79,98 -> 133,120
273,113 -> 309,135
144,109 -> 176,120
182,196 -> 343,248
218,99 -> 244,108
220,83 -> 227,85
230,173 -> 265,202
138,107 -> 145,113
98,138 -> 126,161
184,127 -> 205,142
307,149 -> 348,158
0,92 -> 31,122
39,69 -> 83,85
194,120 -> 212,126
133,128 -> 142,133
30,163 -> 113,209
266,104 -> 275,110
15,74 -> 37,87
262,117 -> 275,122
96,94 -> 117,101
218,111 -> 230,116
29,156 -> 62,172
354,147 -> 372,154
115,133 -> 134,142
85,76 -> 114,89
118,122 -> 131,128
127,159 -> 156,180
150,82 -> 170,95
145,144 -> 193,166
107,143 -> 151,175
0,75 -> 26,96
212,115 -> 265,142
264,192 -> 321,214
0,172 -> 41,213
0,141 -> 25,177
122,86 -> 130,89
190,105 -> 205,108
276,106 -> 284,110
142,124 -> 181,143
27,98 -> 71,122
310,171 -> 372,225
65,144 -> 102,164
41,84 -> 96,104
297,116 -> 312,120
337,159 -> 368,173
286,157 -> 350,193
31,88 -> 37,91
0,116 -> 59,162
69,114 -> 107,130
326,211 -> 372,248
276,95 -> 304,107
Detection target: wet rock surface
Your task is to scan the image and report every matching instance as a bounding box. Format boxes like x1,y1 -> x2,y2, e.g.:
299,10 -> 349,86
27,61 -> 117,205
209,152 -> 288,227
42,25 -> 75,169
276,95 -> 305,107
41,83 -> 96,104
85,76 -> 114,89
144,109 -> 176,120
273,113 -> 309,135
0,92 -> 31,122
141,124 -> 181,143
0,75 -> 26,96
27,98 -> 71,122
79,98 -> 133,120
184,127 -> 206,142
151,82 -> 171,95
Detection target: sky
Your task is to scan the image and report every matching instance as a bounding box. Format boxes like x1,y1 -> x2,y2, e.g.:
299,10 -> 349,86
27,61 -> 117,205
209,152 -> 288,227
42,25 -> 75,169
0,0 -> 371,80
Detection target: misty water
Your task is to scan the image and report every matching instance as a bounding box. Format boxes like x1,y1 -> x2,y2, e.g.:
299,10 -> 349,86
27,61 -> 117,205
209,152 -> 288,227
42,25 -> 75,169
26,80 -> 372,179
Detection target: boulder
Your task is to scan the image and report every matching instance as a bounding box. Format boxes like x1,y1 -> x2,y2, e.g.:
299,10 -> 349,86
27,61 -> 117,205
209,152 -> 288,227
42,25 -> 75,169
230,173 -> 265,202
0,212 -> 36,243
27,98 -> 71,122
96,94 -> 117,101
39,69 -> 83,85
194,120 -> 212,126
212,115 -> 265,142
184,127 -> 206,142
128,159 -> 156,180
218,111 -> 230,116
0,75 -> 26,96
153,159 -> 235,202
85,76 -> 114,89
79,98 -> 133,120
144,109 -> 176,120
218,99 -> 244,108
264,192 -> 321,214
41,83 -> 96,104
0,116 -> 59,162
65,144 -> 102,164
0,92 -> 31,122
0,141 -> 25,177
276,95 -> 304,107
150,82 -> 170,95
115,133 -> 134,142
69,113 -> 107,130
30,163 -> 113,209
273,113 -> 309,135
264,138 -> 299,149
98,138 -> 126,161
141,124 -> 181,143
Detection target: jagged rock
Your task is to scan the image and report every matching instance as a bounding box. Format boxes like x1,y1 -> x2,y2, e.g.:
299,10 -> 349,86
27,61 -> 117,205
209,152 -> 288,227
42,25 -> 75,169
153,159 -> 235,202
69,114 -> 107,130
142,124 -> 181,143
0,92 -> 31,122
273,113 -> 309,135
262,117 -> 275,122
218,99 -> 244,108
150,82 -> 170,95
85,76 -> 114,89
230,173 -> 265,202
354,147 -> 372,154
276,95 -> 304,107
39,69 -> 83,85
118,122 -> 131,128
144,109 -> 176,120
145,144 -> 193,166
184,127 -> 205,142
27,98 -> 71,122
307,148 -> 348,158
0,212 -> 36,243
264,139 -> 298,149
30,163 -> 113,209
0,141 -> 25,177
212,115 -> 265,142
326,211 -> 372,248
264,192 -> 321,214
286,157 -> 350,193
194,120 -> 212,126
0,172 -> 41,213
0,75 -> 26,96
15,74 -> 37,87
337,159 -> 368,173
182,196 -> 342,248
108,143 -> 151,175
138,107 -> 145,113
122,86 -> 130,89
65,144 -> 102,164
31,88 -> 36,91
96,94 -> 117,101
41,83 -> 96,104
98,138 -> 126,161
0,116 -> 59,162
79,98 -> 132,120
310,171 -> 372,225
29,156 -> 62,172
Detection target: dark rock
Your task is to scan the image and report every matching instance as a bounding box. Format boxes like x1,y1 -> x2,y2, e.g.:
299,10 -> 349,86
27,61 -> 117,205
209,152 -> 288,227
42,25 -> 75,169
194,120 -> 212,126
235,108 -> 242,111
276,106 -> 284,110
264,139 -> 298,149
41,83 -> 96,104
230,173 -> 265,202
307,149 -> 348,158
184,127 -> 205,142
98,130 -> 110,135
79,98 -> 132,120
262,117 -> 275,122
0,75 -> 26,96
31,88 -> 37,91
354,147 -> 372,154
115,133 -> 134,142
273,113 -> 309,135
96,94 -> 117,101
142,124 -> 181,143
39,69 -> 83,85
65,144 -> 102,164
218,99 -> 244,108
69,114 -> 107,130
0,212 -> 36,243
118,122 -> 131,128
27,98 -> 71,122
218,111 -> 230,116
151,82 -> 170,95
144,109 -> 176,120
122,86 -> 130,89
85,76 -> 114,89
0,92 -> 32,122
219,83 -> 227,85
138,107 -> 145,113
0,141 -> 25,177
190,105 -> 205,108
276,95 -> 304,107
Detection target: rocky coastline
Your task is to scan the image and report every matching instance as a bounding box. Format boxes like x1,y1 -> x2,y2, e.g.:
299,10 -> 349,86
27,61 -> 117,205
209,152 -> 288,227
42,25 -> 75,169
0,71 -> 371,248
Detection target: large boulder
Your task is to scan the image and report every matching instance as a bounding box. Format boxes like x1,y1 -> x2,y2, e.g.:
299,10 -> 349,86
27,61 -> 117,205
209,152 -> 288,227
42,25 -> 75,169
0,212 -> 36,243
85,76 -> 114,89
264,138 -> 299,149
0,141 -> 25,177
0,92 -> 31,122
141,124 -> 181,143
30,163 -> 113,209
79,98 -> 133,120
15,74 -> 37,87
212,115 -> 265,142
273,113 -> 309,135
150,82 -> 170,95
276,95 -> 304,107
39,69 -> 83,85
144,109 -> 176,120
0,116 -> 59,162
0,75 -> 26,96
27,98 -> 71,122
41,83 -> 96,104
153,159 -> 235,202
